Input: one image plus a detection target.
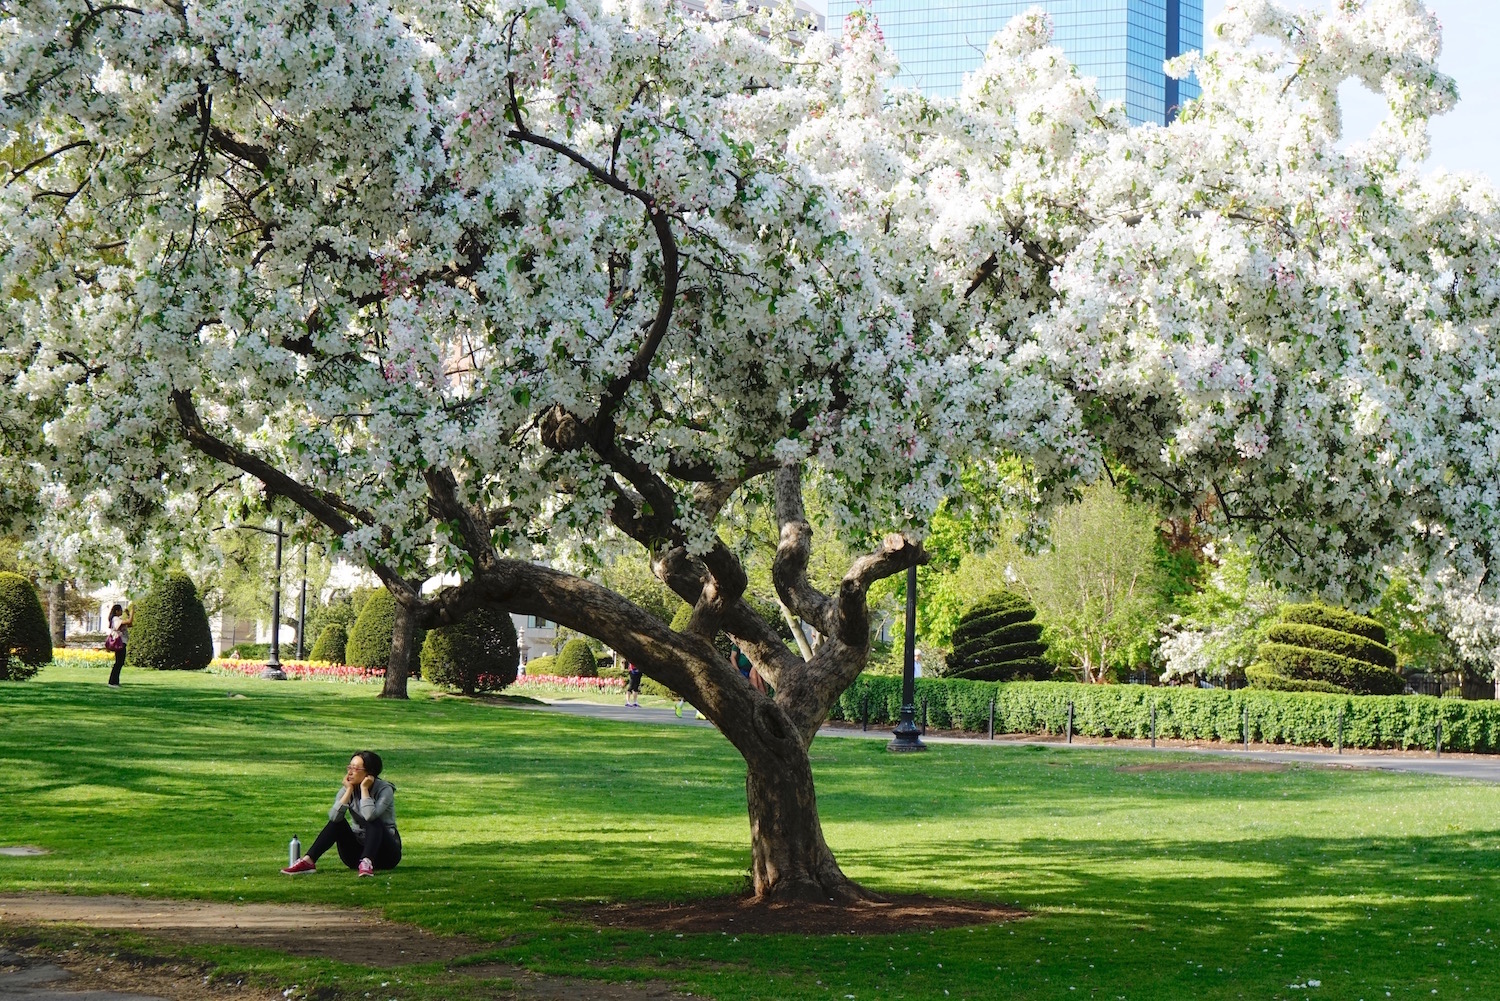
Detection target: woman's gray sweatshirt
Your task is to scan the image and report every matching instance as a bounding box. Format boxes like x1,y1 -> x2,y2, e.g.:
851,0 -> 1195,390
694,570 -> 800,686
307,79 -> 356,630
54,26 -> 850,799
329,778 -> 399,841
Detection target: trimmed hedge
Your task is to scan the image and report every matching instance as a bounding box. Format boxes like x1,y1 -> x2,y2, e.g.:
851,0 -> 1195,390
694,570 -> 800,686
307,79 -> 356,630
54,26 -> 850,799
525,654 -> 556,675
946,590 -> 1051,682
420,606 -> 520,695
1280,603 -> 1387,645
309,623 -> 347,664
129,571 -> 214,671
828,676 -> 1500,752
554,638 -> 598,677
0,572 -> 51,681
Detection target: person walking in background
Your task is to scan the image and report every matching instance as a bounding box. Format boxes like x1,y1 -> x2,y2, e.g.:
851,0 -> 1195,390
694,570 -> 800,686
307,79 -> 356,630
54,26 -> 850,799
282,751 -> 401,877
624,661 -> 642,707
913,650 -> 925,679
105,603 -> 132,688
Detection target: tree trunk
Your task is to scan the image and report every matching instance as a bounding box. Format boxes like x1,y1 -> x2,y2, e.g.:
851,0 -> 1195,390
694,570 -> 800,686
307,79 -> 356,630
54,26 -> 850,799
719,696 -> 874,904
47,583 -> 66,648
380,600 -> 415,699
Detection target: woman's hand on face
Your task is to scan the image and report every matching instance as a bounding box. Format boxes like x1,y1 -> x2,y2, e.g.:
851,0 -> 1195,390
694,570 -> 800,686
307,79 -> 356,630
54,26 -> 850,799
360,775 -> 375,795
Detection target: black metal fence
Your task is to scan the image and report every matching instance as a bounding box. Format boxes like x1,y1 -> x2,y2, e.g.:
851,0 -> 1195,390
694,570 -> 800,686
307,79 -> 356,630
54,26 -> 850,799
1404,672 -> 1465,698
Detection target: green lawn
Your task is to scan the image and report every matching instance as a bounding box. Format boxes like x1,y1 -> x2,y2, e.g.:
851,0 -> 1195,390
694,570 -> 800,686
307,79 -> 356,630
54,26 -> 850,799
4,664 -> 1500,1001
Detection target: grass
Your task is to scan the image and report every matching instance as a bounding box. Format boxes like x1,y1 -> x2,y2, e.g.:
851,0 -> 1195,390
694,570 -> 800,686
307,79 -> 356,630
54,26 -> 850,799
4,664 -> 1500,1000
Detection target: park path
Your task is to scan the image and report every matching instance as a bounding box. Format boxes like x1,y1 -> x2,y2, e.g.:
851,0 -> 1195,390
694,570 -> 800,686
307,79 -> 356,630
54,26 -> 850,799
516,699 -> 1500,782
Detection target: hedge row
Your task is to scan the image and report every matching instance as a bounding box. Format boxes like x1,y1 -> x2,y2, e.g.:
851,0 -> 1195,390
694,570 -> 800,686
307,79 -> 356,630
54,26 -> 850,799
828,677 -> 1500,752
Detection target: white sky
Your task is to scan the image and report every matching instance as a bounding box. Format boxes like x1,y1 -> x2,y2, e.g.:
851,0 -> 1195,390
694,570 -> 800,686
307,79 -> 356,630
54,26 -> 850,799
1201,0 -> 1500,181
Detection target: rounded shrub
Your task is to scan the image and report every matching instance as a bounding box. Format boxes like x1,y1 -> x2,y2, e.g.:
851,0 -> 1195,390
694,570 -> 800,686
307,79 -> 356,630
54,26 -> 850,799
1248,602 -> 1403,695
0,572 -> 51,681
128,571 -> 213,671
946,590 -> 1052,682
420,606 -> 520,695
525,654 -> 556,675
309,623 -> 347,664
553,638 -> 598,677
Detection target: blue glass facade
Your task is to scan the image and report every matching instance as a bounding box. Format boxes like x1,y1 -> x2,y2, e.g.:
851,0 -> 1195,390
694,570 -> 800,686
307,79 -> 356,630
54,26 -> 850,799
824,0 -> 1203,125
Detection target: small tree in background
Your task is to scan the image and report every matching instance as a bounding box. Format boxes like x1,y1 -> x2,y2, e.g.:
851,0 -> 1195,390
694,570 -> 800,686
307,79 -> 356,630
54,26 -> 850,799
421,607 -> 520,695
309,623 -> 348,664
0,572 -> 52,681
129,571 -> 214,670
553,638 -> 599,678
1008,485 -> 1166,683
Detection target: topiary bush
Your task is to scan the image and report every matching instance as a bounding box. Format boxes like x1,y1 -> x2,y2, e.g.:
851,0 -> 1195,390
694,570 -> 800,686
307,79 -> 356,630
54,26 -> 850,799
1247,603 -> 1403,696
420,607 -> 520,695
945,590 -> 1052,682
525,654 -> 556,675
345,590 -> 425,670
128,571 -> 214,670
553,638 -> 598,677
309,623 -> 347,664
0,572 -> 52,681
346,589 -> 396,669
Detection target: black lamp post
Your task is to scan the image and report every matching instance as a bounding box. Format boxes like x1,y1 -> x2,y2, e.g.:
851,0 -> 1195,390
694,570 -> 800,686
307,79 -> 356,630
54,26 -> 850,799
888,563 -> 925,753
295,542 -> 308,660
262,518 -> 286,680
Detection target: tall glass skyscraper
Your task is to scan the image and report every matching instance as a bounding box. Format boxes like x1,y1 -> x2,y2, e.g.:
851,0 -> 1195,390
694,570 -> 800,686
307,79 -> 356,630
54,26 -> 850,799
823,0 -> 1203,125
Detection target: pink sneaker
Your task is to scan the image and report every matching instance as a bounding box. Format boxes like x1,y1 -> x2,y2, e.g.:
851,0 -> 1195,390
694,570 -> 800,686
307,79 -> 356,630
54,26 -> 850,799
357,858 -> 374,877
281,857 -> 316,875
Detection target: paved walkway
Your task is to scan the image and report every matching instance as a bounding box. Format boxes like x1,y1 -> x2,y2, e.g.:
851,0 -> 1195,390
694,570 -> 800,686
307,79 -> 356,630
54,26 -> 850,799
0,950 -> 165,1001
515,699 -> 1500,782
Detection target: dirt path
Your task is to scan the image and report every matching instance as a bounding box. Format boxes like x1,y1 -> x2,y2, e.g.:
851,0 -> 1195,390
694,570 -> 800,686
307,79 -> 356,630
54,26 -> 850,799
0,895 -> 693,1001
0,894 -> 476,968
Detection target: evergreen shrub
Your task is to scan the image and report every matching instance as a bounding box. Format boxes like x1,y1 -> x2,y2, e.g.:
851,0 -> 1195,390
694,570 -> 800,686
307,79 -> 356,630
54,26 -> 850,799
309,623 -> 347,664
0,572 -> 51,681
553,638 -> 598,677
1248,603 -> 1403,695
129,571 -> 213,670
525,654 -> 556,675
420,607 -> 520,695
946,590 -> 1052,682
346,590 -> 425,670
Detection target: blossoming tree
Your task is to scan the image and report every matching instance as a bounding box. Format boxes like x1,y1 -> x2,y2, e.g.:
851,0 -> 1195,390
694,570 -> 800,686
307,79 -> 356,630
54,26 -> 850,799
4,0 -> 1498,903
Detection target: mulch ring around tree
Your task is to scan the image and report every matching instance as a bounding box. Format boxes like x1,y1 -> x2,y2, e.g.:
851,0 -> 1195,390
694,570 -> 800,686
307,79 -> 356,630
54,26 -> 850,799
573,893 -> 1028,935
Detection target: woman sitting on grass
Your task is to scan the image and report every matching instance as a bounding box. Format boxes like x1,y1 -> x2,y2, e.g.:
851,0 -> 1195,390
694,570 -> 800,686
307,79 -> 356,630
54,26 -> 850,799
282,751 -> 401,877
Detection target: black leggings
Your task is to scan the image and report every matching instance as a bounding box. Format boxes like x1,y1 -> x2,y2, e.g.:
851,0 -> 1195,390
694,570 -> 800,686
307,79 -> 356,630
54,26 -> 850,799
307,817 -> 401,871
108,647 -> 125,685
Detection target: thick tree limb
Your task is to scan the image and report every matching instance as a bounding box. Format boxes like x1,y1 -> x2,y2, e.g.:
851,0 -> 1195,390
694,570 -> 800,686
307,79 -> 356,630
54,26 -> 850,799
771,464 -> 833,633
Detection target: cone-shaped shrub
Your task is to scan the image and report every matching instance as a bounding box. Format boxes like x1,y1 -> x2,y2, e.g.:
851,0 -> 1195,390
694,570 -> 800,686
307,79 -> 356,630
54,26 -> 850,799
309,623 -> 347,664
420,607 -> 520,695
554,637 -> 598,677
128,571 -> 213,670
946,590 -> 1052,682
0,572 -> 51,681
344,589 -> 426,670
1247,603 -> 1403,695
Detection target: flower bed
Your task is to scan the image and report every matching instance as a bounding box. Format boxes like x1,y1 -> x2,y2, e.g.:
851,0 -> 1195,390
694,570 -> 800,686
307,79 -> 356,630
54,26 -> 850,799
51,648 -> 114,668
512,673 -> 625,693
208,658 -> 385,683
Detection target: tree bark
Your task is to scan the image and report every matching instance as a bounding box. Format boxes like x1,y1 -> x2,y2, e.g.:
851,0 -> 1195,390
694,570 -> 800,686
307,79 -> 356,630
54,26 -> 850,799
380,599 -> 416,699
47,583 -> 66,648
